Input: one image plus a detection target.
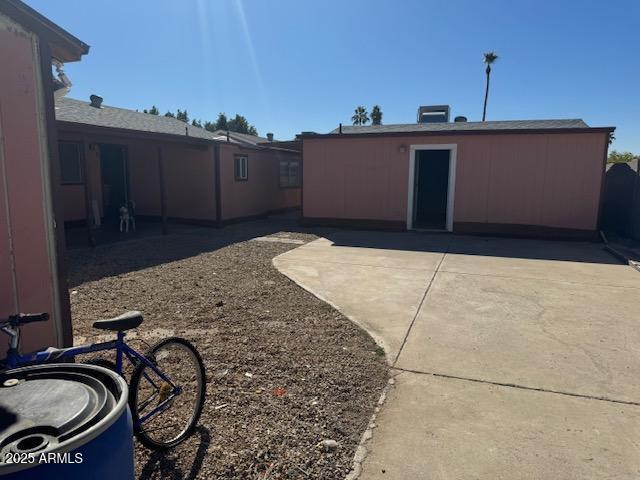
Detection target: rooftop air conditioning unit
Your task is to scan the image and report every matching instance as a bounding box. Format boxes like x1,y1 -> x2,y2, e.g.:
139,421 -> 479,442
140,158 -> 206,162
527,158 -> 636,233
417,105 -> 450,123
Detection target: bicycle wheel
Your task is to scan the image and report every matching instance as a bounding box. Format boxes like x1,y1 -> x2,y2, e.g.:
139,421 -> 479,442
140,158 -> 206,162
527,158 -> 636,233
129,337 -> 206,449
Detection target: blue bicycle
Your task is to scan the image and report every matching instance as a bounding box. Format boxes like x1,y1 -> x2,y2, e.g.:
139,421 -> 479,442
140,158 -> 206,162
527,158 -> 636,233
0,311 -> 206,450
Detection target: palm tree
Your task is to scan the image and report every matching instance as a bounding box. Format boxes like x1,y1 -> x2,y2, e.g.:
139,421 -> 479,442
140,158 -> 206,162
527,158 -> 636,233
371,105 -> 383,125
351,106 -> 370,126
482,51 -> 498,121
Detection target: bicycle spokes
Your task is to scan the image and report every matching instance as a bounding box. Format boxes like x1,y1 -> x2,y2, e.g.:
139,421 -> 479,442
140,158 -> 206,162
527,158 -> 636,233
130,338 -> 205,449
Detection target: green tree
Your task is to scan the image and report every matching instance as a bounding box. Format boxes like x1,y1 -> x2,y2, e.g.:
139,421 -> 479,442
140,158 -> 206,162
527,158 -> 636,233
482,51 -> 499,121
214,113 -> 229,131
608,150 -> 639,164
371,105 -> 383,125
156,107 -> 258,135
351,105 -> 369,126
227,114 -> 258,135
144,105 -> 159,115
176,109 -> 188,123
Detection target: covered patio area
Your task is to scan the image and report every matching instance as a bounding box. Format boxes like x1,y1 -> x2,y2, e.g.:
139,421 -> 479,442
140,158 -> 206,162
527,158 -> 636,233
56,96 -> 301,247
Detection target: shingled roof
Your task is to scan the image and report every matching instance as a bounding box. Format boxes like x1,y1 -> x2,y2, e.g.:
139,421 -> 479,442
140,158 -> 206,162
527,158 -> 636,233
54,97 -> 281,149
55,97 -> 226,141
328,119 -> 593,135
210,130 -> 270,146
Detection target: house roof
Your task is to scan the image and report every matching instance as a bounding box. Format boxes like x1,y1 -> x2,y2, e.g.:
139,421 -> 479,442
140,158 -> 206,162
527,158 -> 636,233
55,97 -> 302,154
0,0 -> 89,62
328,119 -> 598,136
257,139 -> 302,152
210,130 -> 270,146
56,97 -> 239,143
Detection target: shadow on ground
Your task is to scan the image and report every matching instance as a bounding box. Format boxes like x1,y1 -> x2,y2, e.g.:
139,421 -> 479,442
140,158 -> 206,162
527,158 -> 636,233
66,219 -> 622,288
138,426 -> 211,480
65,217 -> 319,287
321,230 -> 620,265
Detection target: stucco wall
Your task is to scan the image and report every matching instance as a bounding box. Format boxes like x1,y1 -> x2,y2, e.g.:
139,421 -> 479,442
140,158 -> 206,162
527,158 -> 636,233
303,132 -> 607,232
162,144 -> 216,221
0,14 -> 60,351
219,144 -> 301,221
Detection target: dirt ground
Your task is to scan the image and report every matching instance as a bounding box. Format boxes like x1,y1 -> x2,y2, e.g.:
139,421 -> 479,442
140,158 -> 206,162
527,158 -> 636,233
66,222 -> 389,479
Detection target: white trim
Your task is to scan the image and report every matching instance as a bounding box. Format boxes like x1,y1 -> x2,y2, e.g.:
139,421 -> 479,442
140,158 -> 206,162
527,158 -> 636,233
407,144 -> 457,232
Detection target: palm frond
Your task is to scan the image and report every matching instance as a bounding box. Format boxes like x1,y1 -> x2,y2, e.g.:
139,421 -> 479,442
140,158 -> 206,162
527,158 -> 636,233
483,51 -> 498,64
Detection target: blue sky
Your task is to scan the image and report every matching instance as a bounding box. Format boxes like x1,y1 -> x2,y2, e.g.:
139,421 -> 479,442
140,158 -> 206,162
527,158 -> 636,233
29,0 -> 639,152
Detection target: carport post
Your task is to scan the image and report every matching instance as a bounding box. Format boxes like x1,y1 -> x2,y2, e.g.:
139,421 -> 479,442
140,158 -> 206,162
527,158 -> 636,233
157,146 -> 168,235
81,138 -> 95,247
214,142 -> 221,227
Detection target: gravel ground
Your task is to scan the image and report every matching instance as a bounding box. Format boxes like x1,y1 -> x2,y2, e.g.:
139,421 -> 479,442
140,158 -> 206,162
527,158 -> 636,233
66,222 -> 389,479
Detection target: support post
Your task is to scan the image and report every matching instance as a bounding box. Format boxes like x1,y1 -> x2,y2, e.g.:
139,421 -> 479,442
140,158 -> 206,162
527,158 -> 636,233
214,143 -> 222,227
81,138 -> 96,247
157,146 -> 168,234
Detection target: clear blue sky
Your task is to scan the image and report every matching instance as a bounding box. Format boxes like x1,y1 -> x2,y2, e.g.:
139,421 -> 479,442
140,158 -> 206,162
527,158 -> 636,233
28,0 -> 639,152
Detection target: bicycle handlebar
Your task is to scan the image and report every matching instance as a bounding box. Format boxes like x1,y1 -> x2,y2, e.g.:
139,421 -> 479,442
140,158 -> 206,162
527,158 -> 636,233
3,313 -> 49,327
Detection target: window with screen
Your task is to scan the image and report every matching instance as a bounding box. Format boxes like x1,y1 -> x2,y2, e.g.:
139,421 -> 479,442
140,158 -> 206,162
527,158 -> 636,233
58,141 -> 83,184
234,155 -> 248,181
279,160 -> 300,188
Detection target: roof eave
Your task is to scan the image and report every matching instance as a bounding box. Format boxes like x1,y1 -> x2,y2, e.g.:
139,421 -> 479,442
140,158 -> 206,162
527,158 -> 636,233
1,0 -> 89,62
56,120 -> 217,146
301,126 -> 616,140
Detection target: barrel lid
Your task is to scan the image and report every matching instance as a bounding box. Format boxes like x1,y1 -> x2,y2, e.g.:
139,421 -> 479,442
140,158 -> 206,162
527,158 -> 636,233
0,364 -> 126,469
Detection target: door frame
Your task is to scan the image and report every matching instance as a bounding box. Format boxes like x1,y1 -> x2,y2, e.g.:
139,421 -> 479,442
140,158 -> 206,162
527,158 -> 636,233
407,144 -> 457,231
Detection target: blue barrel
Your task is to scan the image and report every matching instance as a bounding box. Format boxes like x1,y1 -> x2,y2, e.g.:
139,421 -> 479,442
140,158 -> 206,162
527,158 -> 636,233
0,363 -> 134,479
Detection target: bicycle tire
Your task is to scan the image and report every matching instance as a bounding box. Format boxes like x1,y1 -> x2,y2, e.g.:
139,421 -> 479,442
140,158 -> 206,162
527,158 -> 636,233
128,336 -> 206,450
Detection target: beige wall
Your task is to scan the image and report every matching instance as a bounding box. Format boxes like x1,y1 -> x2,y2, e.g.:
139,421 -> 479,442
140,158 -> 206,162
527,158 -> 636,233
303,132 -> 607,232
0,14 -> 61,351
219,144 -> 301,221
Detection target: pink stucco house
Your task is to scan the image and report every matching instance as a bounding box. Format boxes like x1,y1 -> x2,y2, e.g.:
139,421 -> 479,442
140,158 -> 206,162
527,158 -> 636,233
0,0 -> 88,351
55,97 -> 301,244
301,111 -> 614,239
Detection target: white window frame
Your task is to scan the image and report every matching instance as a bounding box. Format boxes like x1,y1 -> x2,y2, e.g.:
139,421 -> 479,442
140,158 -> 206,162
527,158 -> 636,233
234,155 -> 248,181
407,144 -> 457,232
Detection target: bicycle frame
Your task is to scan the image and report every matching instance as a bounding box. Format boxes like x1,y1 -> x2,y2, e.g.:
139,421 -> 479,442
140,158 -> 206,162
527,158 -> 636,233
2,327 -> 182,427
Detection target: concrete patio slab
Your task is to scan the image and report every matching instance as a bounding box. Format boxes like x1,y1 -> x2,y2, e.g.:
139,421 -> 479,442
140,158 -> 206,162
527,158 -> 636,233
274,257 -> 433,359
443,236 -> 640,287
396,271 -> 640,403
361,372 -> 640,480
273,230 -> 640,479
